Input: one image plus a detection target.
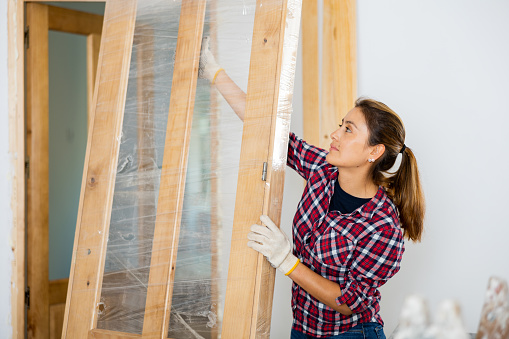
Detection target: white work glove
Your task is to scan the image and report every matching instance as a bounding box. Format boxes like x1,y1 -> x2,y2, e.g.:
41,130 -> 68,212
199,37 -> 222,82
247,215 -> 300,276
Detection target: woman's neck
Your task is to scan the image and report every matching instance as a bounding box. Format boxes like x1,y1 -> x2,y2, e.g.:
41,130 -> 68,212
336,168 -> 378,199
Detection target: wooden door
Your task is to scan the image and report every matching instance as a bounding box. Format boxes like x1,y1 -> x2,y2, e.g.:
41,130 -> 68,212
25,4 -> 103,339
62,0 -> 302,338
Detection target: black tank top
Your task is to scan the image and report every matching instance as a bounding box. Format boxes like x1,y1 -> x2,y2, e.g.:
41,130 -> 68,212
328,179 -> 371,214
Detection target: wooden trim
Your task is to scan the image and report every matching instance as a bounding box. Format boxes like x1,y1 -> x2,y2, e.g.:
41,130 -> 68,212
48,5 -> 103,35
320,0 -> 357,149
302,0 -> 319,147
331,0 -> 357,121
221,0 -> 302,336
49,278 -> 69,305
26,4 -> 50,339
88,329 -> 141,339
320,0 -> 334,149
87,32 -> 101,130
8,0 -> 26,337
62,1 -> 138,338
141,1 -> 207,336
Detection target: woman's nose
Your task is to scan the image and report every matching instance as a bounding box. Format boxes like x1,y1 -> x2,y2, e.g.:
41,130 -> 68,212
330,129 -> 340,141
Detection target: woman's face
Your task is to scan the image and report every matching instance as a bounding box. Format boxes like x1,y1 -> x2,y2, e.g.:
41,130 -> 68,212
326,107 -> 375,168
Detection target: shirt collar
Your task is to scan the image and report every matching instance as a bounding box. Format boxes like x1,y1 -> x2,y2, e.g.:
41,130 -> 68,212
358,186 -> 387,219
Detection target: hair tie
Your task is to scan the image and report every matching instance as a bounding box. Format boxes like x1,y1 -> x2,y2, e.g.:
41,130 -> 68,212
400,144 -> 406,154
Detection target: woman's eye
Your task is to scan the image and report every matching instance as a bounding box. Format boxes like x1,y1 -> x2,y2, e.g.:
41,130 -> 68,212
346,127 -> 351,132
338,124 -> 343,128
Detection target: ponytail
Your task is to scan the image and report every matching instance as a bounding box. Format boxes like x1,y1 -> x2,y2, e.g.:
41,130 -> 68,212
355,98 -> 425,242
389,147 -> 425,242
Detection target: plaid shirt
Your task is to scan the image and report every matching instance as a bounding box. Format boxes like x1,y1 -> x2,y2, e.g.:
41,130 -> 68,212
287,133 -> 405,337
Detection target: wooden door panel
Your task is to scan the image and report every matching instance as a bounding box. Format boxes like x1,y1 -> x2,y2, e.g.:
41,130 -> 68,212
63,1 -> 302,338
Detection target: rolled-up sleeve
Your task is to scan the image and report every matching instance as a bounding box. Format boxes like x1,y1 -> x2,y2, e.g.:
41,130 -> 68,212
287,132 -> 328,180
336,227 -> 404,314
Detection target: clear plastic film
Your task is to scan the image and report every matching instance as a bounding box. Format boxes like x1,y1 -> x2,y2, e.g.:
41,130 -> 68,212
92,0 -> 301,337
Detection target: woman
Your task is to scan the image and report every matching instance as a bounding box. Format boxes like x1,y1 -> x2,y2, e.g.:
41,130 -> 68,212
200,38 -> 425,339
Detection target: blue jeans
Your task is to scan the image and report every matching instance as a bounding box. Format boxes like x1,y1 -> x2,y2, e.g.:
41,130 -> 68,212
291,322 -> 386,339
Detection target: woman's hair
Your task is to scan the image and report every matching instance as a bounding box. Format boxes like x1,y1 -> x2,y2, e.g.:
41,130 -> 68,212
355,98 -> 425,242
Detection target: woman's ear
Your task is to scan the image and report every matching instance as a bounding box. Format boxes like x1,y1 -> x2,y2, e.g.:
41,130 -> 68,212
371,144 -> 385,161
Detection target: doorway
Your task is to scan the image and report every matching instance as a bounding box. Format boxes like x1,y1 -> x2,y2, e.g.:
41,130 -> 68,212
25,2 -> 105,338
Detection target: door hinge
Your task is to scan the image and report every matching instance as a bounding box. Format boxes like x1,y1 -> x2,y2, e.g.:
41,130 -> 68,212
24,26 -> 29,49
25,157 -> 30,179
262,162 -> 267,181
25,287 -> 30,309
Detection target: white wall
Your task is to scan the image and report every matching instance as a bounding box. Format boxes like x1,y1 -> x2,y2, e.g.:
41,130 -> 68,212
357,0 -> 509,335
0,0 -> 13,336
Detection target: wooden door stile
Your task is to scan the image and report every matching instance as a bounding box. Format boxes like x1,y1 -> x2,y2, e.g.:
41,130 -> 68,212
141,0 -> 207,337
62,1 -> 138,337
8,0 -> 26,336
252,0 -> 302,335
221,0 -> 302,336
87,32 -> 102,129
26,4 -> 50,338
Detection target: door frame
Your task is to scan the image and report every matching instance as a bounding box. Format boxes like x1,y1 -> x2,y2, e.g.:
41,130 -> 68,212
8,1 -> 104,338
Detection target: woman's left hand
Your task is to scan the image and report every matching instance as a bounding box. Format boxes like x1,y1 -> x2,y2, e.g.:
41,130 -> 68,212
247,215 -> 300,275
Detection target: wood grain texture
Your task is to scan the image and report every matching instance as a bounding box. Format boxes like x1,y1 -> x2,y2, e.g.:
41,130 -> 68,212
320,0 -> 335,149
62,1 -> 138,337
88,329 -> 141,339
302,0 -> 319,147
8,0 -> 26,337
48,5 -> 103,35
254,1 -> 302,335
320,0 -> 357,149
221,0 -> 292,337
49,279 -> 69,339
50,303 -> 66,339
26,4 -> 50,339
141,1 -> 206,337
49,278 -> 69,305
331,0 -> 356,125
87,32 -> 102,130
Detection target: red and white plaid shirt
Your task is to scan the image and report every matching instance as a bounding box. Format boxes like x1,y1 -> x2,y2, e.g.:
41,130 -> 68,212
287,133 -> 405,337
